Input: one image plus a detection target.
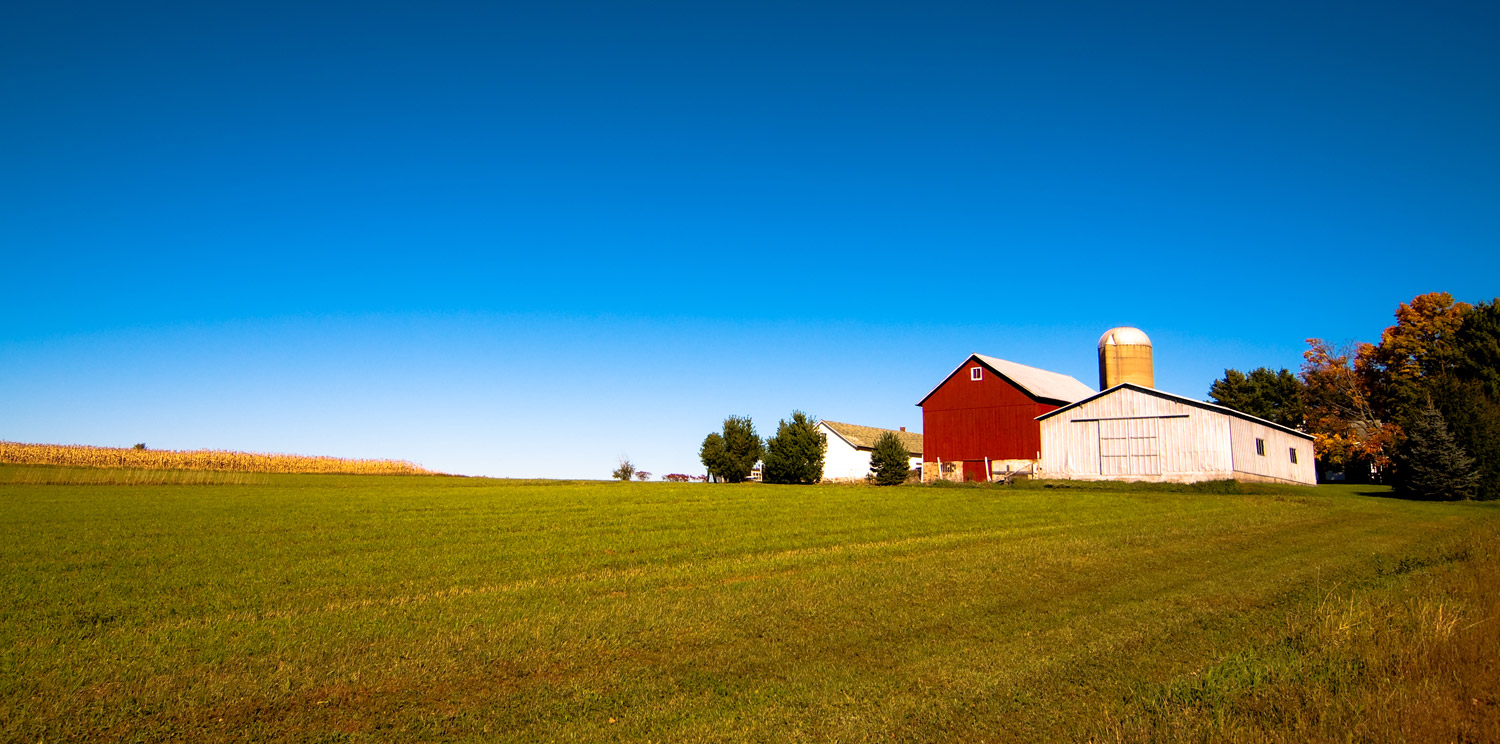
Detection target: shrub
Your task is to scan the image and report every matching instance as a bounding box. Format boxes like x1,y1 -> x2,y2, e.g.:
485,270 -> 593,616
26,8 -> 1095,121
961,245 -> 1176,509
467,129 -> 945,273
612,458 -> 636,482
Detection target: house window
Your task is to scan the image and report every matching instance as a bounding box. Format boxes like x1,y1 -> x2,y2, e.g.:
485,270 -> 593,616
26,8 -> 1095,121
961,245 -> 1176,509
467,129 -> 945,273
970,367 -> 983,381
1290,448 -> 1298,464
1255,438 -> 1265,456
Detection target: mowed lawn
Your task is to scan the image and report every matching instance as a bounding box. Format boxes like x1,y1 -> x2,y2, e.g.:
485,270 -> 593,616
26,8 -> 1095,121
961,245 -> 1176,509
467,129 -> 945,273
2,467 -> 1497,742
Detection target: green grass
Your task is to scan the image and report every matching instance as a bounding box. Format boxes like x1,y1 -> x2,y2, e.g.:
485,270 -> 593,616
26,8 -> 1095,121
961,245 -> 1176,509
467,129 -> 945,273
2,465 -> 1496,742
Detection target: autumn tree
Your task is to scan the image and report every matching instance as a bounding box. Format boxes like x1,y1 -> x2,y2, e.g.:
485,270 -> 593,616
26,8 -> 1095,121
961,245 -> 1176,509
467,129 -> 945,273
762,411 -> 827,485
700,415 -> 763,483
1208,367 -> 1306,428
868,431 -> 912,486
1300,339 -> 1397,480
1359,291 -> 1471,426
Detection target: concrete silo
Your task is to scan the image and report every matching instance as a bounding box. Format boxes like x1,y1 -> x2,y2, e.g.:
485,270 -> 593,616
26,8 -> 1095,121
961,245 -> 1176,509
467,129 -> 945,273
1098,327 -> 1154,389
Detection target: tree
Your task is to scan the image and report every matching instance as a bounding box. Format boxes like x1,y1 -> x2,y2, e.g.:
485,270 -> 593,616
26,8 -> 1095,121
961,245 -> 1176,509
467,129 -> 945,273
612,458 -> 635,481
700,416 -> 763,483
635,471 -> 652,481
1208,367 -> 1306,428
1393,400 -> 1479,501
1300,338 -> 1397,480
869,431 -> 912,485
1426,376 -> 1500,501
762,411 -> 827,484
1454,298 -> 1500,399
1360,292 -> 1470,427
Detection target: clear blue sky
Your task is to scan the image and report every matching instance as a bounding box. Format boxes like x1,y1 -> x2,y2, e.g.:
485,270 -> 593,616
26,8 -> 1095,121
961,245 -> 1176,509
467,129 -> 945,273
3,0 -> 1496,477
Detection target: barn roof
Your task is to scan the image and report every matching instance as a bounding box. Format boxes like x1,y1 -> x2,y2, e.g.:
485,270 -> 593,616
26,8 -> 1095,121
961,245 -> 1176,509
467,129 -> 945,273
820,421 -> 923,455
917,354 -> 1096,407
1035,382 -> 1315,441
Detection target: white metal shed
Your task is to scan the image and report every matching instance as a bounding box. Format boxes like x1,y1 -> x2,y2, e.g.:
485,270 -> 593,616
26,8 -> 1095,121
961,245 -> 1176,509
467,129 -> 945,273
1036,383 -> 1316,486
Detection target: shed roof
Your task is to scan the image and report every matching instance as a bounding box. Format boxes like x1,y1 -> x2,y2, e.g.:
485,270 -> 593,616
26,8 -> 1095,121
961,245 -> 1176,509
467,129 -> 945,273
1035,382 -> 1315,441
917,354 -> 1096,407
820,421 -> 923,455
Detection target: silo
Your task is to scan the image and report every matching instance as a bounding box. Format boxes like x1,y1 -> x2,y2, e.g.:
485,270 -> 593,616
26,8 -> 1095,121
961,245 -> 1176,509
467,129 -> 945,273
1098,327 -> 1154,389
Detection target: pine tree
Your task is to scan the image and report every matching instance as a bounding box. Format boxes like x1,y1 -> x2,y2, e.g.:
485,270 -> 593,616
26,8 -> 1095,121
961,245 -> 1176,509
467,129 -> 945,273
762,411 -> 826,484
1428,376 -> 1500,501
869,431 -> 912,486
1395,400 -> 1479,501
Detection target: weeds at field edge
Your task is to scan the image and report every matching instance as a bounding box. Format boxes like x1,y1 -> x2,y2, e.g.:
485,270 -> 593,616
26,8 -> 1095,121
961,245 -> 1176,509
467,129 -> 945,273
1089,525 -> 1500,743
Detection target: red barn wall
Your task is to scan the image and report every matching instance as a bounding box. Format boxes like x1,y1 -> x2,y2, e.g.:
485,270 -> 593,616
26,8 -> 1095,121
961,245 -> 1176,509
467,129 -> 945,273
921,360 -> 1060,465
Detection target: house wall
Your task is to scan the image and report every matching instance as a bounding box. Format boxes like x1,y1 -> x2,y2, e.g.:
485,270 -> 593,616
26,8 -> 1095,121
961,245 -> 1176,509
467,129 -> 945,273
922,358 -> 1057,465
820,425 -> 873,481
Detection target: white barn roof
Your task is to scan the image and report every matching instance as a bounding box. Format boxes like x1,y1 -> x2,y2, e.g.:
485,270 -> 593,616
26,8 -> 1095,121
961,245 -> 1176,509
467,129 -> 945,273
917,354 -> 1096,406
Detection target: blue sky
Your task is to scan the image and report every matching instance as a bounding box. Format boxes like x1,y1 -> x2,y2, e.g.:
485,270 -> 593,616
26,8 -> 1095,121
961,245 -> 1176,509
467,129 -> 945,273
3,0 -> 1497,477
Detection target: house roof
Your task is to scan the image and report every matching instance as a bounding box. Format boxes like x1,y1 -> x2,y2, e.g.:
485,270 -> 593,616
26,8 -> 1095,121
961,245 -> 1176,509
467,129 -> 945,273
916,354 -> 1097,407
820,421 -> 923,455
1035,382 -> 1315,441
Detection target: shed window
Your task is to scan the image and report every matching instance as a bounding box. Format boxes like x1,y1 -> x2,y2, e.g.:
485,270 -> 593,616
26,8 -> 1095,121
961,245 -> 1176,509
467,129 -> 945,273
1290,447 -> 1298,464
1255,438 -> 1265,456
970,367 -> 983,381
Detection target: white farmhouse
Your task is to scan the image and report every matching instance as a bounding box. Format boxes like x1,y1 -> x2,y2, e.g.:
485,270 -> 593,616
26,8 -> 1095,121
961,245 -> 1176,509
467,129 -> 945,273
818,421 -> 923,482
1036,383 -> 1317,486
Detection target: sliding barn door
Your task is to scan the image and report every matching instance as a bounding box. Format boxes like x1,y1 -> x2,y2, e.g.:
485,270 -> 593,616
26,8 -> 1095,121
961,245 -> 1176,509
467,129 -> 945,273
1098,418 -> 1161,476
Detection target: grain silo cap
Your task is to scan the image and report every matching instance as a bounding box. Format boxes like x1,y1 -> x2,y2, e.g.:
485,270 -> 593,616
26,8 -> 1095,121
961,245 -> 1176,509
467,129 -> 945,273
1098,327 -> 1152,348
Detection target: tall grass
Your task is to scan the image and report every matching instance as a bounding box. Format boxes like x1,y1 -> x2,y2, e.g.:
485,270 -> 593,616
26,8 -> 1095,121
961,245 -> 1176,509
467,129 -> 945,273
0,440 -> 431,475
1093,525 -> 1500,742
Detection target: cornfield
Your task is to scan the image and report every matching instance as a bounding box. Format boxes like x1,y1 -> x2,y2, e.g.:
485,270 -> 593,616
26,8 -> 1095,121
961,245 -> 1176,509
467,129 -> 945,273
0,441 -> 433,475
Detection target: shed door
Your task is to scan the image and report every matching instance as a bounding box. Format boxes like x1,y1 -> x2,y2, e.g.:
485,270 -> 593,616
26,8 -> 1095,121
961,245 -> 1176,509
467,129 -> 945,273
1099,418 -> 1160,476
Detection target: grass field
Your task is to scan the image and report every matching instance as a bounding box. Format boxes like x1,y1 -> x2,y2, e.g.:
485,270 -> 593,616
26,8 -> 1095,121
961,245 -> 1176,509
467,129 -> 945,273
2,466 -> 1497,742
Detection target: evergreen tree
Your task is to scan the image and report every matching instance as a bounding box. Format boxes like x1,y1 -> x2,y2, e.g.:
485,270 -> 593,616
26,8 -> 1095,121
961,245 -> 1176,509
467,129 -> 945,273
762,411 -> 826,484
1454,298 -> 1500,400
700,416 -> 762,483
1394,400 -> 1479,501
1208,367 -> 1307,428
1427,376 -> 1500,501
869,431 -> 912,485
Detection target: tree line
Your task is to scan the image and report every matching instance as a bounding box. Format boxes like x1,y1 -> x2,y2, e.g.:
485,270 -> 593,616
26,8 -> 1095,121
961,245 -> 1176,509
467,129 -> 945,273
698,412 -> 826,484
1209,292 -> 1499,500
697,412 -> 912,485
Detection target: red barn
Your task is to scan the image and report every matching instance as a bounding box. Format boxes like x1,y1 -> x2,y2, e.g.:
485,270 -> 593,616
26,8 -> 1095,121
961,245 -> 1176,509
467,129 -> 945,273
918,354 -> 1096,481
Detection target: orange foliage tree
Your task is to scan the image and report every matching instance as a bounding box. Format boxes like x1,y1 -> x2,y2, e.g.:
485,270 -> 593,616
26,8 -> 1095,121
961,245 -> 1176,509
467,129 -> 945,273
1300,339 -> 1398,474
1359,292 -> 1472,421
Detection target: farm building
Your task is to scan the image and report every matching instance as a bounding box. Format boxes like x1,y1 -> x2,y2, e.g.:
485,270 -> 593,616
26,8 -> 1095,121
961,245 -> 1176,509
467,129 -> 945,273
817,421 -> 923,482
1036,383 -> 1317,485
917,354 -> 1096,481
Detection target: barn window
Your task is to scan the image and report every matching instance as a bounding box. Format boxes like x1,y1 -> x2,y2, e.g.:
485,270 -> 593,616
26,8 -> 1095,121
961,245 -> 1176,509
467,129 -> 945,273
1255,438 -> 1266,456
970,367 -> 983,381
1290,447 -> 1298,464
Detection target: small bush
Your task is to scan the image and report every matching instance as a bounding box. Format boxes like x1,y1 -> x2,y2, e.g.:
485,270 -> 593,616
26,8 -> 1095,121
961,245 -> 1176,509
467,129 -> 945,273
612,459 -> 635,482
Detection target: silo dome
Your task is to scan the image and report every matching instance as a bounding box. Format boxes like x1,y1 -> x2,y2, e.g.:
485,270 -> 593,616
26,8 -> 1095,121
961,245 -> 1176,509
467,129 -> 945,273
1098,327 -> 1154,389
